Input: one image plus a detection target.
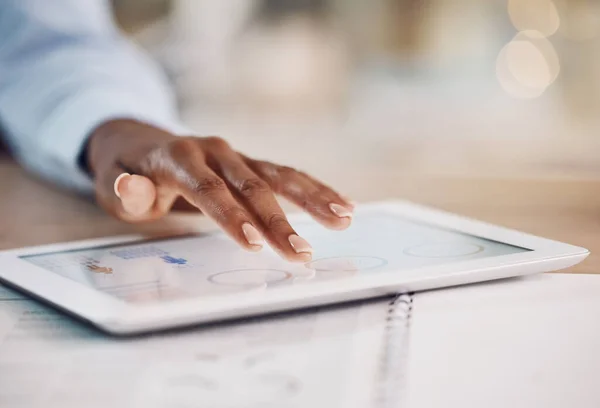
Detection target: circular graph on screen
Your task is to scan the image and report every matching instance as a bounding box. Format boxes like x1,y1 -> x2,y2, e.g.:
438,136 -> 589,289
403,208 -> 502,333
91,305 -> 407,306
306,256 -> 388,272
403,242 -> 484,258
207,269 -> 292,289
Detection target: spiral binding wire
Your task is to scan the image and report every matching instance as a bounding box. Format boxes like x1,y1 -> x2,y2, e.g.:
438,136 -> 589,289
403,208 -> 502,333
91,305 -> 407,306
374,293 -> 414,408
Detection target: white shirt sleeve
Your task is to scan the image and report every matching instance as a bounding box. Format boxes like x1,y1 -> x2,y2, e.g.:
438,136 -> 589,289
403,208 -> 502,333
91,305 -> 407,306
0,0 -> 190,193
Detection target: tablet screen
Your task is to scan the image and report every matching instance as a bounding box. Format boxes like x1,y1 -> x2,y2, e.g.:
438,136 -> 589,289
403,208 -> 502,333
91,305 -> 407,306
21,213 -> 529,303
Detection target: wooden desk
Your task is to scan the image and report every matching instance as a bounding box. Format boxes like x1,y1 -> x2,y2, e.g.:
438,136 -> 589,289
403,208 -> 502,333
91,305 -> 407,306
1,154 -> 599,274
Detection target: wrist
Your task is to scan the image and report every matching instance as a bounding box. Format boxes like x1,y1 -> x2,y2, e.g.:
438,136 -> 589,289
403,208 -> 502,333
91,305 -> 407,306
84,119 -> 176,177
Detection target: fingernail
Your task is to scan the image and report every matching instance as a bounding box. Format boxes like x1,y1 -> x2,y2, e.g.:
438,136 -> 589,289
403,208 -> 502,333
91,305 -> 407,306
114,173 -> 131,199
329,203 -> 353,219
242,223 -> 264,248
288,234 -> 313,254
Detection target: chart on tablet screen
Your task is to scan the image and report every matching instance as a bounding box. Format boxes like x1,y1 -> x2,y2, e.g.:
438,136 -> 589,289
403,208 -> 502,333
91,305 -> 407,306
21,214 -> 527,303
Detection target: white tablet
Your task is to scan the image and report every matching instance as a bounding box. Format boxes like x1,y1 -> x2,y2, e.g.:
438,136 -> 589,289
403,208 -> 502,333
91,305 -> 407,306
0,201 -> 588,335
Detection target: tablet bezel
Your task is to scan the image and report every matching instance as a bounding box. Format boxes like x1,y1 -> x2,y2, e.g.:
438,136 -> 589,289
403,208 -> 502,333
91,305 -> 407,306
0,200 -> 589,334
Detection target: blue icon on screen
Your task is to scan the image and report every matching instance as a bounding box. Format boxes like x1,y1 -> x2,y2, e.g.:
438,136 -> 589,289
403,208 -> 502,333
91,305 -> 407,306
161,256 -> 188,265
111,246 -> 168,260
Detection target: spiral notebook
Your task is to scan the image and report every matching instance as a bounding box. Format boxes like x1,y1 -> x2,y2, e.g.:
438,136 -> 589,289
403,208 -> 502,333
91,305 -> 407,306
0,285 -> 410,407
405,273 -> 600,408
1,274 -> 599,407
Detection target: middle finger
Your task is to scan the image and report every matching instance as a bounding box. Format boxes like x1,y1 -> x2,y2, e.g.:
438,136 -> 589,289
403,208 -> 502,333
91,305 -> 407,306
211,153 -> 314,262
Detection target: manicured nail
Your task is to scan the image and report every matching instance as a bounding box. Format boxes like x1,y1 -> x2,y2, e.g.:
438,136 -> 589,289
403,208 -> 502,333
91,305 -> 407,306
329,203 -> 353,219
288,235 -> 313,254
114,173 -> 130,199
242,223 -> 264,248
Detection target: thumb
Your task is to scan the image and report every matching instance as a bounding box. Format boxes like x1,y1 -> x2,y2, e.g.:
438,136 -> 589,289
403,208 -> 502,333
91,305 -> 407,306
115,173 -> 157,217
96,164 -> 158,222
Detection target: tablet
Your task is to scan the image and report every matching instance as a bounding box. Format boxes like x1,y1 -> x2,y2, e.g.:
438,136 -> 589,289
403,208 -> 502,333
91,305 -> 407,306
0,201 -> 589,335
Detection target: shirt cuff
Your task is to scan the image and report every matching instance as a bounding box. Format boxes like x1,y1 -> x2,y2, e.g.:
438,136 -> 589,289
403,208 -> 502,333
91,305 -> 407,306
37,88 -> 192,194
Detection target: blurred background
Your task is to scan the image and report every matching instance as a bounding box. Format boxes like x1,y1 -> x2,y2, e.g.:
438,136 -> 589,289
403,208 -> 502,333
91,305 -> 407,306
111,0 -> 600,182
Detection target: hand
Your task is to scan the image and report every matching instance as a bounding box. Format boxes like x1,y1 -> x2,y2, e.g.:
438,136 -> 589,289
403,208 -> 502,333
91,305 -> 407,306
86,119 -> 354,262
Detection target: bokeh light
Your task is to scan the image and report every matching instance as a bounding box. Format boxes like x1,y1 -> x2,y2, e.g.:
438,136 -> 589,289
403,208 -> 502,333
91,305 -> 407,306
508,0 -> 560,37
496,30 -> 560,99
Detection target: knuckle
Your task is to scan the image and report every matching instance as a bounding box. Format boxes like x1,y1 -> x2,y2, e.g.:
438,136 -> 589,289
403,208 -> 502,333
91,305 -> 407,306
249,161 -> 276,182
189,177 -> 227,196
277,165 -> 298,178
252,160 -> 271,173
167,137 -> 199,156
299,197 -> 312,211
238,178 -> 270,196
163,138 -> 204,167
265,213 -> 290,231
203,136 -> 230,150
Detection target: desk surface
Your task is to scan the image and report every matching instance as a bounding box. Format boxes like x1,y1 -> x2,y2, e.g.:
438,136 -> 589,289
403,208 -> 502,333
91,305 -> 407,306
2,154 -> 599,274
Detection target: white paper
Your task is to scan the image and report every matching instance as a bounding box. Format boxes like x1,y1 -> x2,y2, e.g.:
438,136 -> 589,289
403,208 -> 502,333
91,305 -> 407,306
0,283 -> 392,408
3,274 -> 600,407
406,274 -> 600,408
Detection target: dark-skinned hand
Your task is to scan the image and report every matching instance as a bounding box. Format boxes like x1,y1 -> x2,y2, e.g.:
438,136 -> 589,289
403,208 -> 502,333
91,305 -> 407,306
86,119 -> 354,263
